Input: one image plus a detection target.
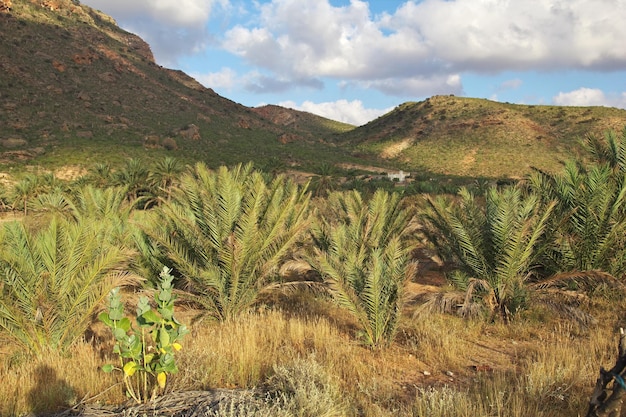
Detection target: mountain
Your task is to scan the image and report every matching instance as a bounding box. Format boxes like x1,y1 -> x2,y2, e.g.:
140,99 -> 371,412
0,0 -> 355,173
2,1 -> 626,181
339,95 -> 626,178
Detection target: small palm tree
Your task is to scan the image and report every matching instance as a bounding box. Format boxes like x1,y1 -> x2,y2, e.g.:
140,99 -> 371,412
30,189 -> 75,219
310,162 -> 337,198
87,162 -> 113,188
0,218 -> 137,355
308,189 -> 416,348
581,127 -> 626,173
148,156 -> 184,204
113,158 -> 152,206
142,162 -> 311,321
528,161 -> 626,277
10,175 -> 42,215
421,185 -> 556,322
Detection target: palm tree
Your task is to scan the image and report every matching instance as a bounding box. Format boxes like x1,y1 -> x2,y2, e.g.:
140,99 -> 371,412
308,189 -> 416,348
113,158 -> 152,206
87,162 -> 113,188
142,162 -> 311,321
421,185 -> 556,322
30,189 -> 75,219
528,161 -> 626,277
10,175 -> 41,215
581,127 -> 626,173
310,162 -> 337,198
0,218 -> 137,355
148,156 -> 184,204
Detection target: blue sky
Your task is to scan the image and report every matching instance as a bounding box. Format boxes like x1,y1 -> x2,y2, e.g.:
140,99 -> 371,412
81,0 -> 626,125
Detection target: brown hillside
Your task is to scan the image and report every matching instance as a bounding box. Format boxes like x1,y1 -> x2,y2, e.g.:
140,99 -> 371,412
0,0 -> 354,171
342,95 -> 626,178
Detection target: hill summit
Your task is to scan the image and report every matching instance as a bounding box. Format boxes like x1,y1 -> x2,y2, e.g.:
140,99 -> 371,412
340,95 -> 626,178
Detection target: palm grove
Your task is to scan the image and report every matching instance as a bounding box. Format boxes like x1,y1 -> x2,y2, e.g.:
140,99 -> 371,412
1,129 -> 626,409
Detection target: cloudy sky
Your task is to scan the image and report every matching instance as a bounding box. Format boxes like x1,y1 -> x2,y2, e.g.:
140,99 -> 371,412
81,0 -> 626,126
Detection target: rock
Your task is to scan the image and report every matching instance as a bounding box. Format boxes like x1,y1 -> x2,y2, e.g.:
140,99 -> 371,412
423,370 -> 431,376
76,91 -> 91,101
76,130 -> 93,138
278,133 -> 302,144
98,72 -> 117,82
72,49 -> 98,65
52,59 -> 66,72
175,124 -> 201,141
1,138 -> 27,148
0,0 -> 11,13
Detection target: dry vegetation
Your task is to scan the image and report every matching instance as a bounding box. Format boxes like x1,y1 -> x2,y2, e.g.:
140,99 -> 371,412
2,134 -> 626,415
3,3 -> 626,417
1,290 -> 623,416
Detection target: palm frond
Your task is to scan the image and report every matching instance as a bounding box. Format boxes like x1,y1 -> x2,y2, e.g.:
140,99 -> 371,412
142,163 -> 311,321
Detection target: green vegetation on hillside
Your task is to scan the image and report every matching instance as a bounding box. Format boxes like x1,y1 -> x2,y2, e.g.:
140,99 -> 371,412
0,129 -> 626,415
342,96 -> 626,178
0,0 -> 360,174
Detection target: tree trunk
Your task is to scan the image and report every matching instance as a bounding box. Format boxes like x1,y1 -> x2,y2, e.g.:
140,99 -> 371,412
587,328 -> 626,417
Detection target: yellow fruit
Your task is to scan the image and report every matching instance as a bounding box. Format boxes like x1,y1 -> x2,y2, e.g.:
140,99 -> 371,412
157,372 -> 167,389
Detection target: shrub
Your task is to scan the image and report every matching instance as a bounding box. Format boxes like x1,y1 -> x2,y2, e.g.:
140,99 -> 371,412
100,267 -> 189,403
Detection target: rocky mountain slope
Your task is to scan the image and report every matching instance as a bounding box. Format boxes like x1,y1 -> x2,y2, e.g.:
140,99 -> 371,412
2,1 -> 626,180
0,0 -> 353,171
341,95 -> 626,178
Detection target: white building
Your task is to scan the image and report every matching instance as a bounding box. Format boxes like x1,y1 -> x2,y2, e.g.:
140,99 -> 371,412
387,170 -> 410,182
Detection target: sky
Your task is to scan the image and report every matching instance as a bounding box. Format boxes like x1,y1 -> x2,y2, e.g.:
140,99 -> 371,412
80,0 -> 626,126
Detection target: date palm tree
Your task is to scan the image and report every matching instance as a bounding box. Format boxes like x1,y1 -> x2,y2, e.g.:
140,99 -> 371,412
528,161 -> 626,278
581,127 -> 626,173
113,158 -> 152,207
10,174 -> 42,215
0,218 -> 137,355
421,185 -> 556,322
149,156 -> 184,204
142,162 -> 311,321
308,189 -> 416,348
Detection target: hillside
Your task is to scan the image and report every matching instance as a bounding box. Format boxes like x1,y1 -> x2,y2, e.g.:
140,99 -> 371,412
341,95 -> 626,178
0,0 -> 356,174
3,1 -> 626,182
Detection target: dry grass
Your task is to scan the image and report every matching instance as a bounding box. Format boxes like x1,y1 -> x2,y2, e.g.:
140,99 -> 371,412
0,290 -> 624,416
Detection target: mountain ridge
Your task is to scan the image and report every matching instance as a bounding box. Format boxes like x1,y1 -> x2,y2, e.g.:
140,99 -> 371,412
0,0 -> 356,173
2,1 -> 626,181
340,95 -> 626,177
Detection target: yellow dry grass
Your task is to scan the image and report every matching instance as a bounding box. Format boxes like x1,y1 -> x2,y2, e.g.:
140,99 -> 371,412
0,290 -> 623,416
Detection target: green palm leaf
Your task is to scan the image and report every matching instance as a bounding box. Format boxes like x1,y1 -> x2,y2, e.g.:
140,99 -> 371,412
141,163 -> 311,321
308,189 -> 415,348
0,218 -> 137,355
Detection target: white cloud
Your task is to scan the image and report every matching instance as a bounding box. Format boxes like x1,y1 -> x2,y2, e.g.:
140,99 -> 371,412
552,88 -> 626,108
82,0 -> 229,65
192,67 -> 238,90
82,0 -> 626,102
222,0 -> 626,95
360,74 -> 463,97
85,0 -> 222,26
498,79 -> 523,91
278,99 -> 393,126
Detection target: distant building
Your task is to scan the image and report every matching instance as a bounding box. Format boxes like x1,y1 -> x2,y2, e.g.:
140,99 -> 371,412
387,170 -> 410,183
